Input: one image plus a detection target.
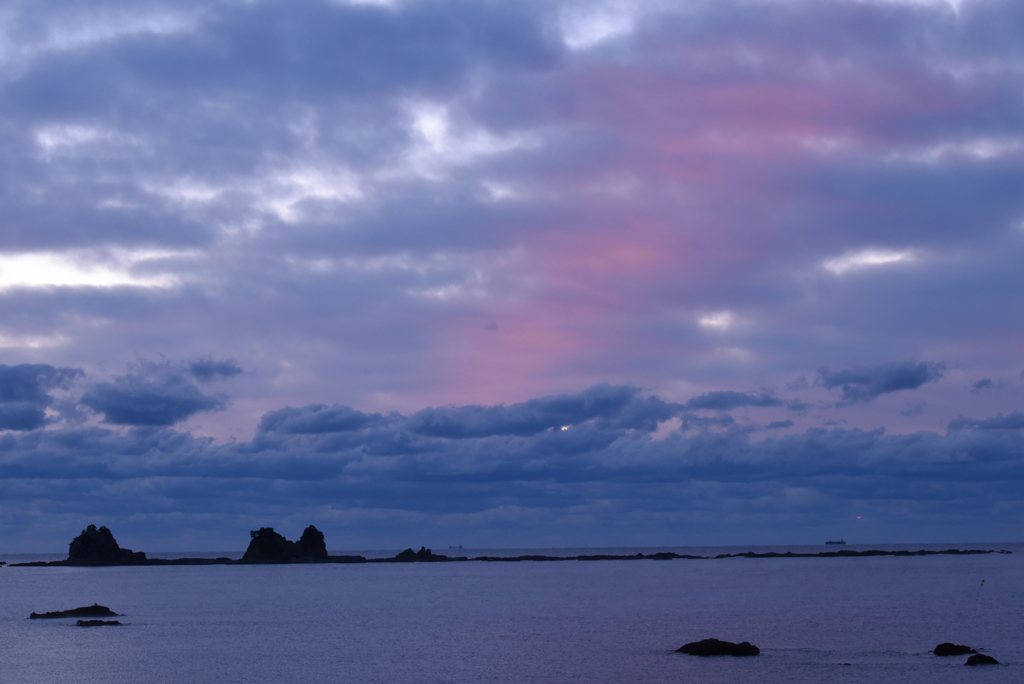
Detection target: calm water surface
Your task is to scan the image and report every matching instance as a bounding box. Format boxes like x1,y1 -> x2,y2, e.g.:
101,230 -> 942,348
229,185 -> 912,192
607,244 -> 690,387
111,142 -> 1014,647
2,543 -> 1021,683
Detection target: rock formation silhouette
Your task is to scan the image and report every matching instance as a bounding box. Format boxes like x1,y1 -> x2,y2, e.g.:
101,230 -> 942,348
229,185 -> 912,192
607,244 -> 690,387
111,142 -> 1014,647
76,619 -> 122,627
677,638 -> 760,656
31,604 -> 120,619
295,525 -> 328,559
394,546 -> 448,561
933,642 -> 976,656
242,526 -> 328,561
67,525 -> 146,565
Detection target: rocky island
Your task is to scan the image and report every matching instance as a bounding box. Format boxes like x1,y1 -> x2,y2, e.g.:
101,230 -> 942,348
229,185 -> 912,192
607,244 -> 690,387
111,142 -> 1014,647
243,526 -> 329,561
31,604 -> 120,619
67,525 -> 146,565
677,638 -> 760,657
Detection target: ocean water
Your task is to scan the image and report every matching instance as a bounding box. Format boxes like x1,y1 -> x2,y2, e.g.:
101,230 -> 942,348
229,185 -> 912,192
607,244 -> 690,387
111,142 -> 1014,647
1,543 -> 1020,684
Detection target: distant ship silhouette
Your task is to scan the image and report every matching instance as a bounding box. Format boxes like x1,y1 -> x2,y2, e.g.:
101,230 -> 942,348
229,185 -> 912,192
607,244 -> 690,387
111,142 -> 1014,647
825,539 -> 846,545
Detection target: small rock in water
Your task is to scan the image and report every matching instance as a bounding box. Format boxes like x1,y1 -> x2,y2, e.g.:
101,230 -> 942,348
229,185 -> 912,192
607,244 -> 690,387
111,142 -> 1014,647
76,619 -> 122,627
964,654 -> 999,666
676,638 -> 760,657
933,642 -> 976,656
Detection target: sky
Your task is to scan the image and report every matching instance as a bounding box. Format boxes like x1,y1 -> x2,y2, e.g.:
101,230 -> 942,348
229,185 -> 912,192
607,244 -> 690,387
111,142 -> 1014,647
1,0 -> 1023,553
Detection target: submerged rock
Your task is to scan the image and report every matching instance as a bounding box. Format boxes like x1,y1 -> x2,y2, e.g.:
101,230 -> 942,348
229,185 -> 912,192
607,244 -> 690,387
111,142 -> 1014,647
677,639 -> 760,657
965,654 -> 999,666
76,619 -> 122,627
67,525 -> 146,565
934,643 -> 976,656
31,604 -> 120,619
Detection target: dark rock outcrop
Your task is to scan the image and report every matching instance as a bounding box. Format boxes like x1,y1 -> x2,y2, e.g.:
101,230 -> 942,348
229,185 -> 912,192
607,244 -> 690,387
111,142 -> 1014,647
76,619 -> 122,627
394,546 -> 449,561
934,643 -> 976,656
294,525 -> 328,559
243,527 -> 295,561
67,525 -> 146,565
965,654 -> 999,666
31,604 -> 120,619
242,526 -> 329,561
677,638 -> 760,657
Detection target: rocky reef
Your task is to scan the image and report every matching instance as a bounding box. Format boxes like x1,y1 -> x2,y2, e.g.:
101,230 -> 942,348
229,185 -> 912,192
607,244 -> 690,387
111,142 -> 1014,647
677,638 -> 760,657
76,619 -> 122,627
965,654 -> 999,665
67,525 -> 146,565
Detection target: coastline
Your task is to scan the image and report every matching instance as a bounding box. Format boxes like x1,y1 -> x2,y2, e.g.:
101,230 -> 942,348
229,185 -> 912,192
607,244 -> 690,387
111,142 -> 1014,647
6,546 -> 1012,567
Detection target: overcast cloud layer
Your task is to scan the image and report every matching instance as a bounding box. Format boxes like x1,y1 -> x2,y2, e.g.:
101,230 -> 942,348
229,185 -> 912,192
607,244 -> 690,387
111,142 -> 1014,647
1,0 -> 1023,551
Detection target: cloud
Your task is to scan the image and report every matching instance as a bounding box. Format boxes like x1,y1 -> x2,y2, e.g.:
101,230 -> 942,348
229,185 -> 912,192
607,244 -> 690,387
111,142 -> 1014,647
900,402 -> 927,417
948,412 -> 1024,431
4,384 -> 1024,549
406,384 -> 679,438
0,363 -> 82,430
1,0 -> 1024,547
818,362 -> 945,403
822,249 -> 918,276
0,363 -> 81,405
684,391 -> 783,411
258,404 -> 386,434
0,403 -> 49,431
189,358 -> 243,383
80,363 -> 226,426
971,377 -> 997,393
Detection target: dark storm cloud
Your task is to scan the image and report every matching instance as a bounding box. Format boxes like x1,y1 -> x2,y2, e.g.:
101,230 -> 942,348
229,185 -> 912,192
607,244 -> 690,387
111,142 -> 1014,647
0,364 -> 82,405
2,386 -> 1024,546
684,391 -> 783,411
258,404 -> 387,435
0,403 -> 49,431
80,363 -> 226,426
406,384 -> 679,437
189,358 -> 243,383
817,362 -> 945,404
0,364 -> 82,430
2,383 -> 1024,549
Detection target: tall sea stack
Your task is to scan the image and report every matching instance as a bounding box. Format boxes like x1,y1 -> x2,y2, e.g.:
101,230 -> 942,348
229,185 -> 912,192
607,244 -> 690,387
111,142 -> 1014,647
67,525 -> 147,565
295,525 -> 328,559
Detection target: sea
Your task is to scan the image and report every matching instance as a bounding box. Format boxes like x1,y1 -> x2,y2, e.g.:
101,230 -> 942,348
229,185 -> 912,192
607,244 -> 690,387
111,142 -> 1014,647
1,542 -> 1020,684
